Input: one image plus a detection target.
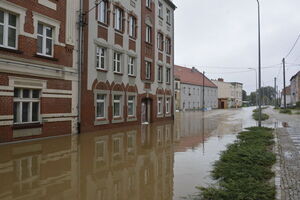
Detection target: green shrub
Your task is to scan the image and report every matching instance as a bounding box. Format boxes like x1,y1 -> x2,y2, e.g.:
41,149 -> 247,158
296,101 -> 300,108
196,127 -> 276,200
252,112 -> 269,121
279,109 -> 292,114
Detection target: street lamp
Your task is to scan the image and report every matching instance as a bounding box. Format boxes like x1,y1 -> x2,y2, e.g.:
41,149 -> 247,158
256,0 -> 262,127
248,68 -> 258,107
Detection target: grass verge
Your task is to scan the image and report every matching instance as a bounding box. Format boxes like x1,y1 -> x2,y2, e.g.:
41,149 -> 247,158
279,109 -> 292,114
196,127 -> 276,200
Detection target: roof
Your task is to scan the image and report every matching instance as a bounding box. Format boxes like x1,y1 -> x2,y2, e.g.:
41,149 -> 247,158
282,85 -> 291,95
174,65 -> 217,88
290,71 -> 300,81
164,0 -> 177,9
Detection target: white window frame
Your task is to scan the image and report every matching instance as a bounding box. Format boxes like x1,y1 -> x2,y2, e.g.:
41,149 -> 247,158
145,61 -> 151,80
129,16 -> 136,38
146,25 -> 151,43
166,97 -> 170,114
13,88 -> 40,124
158,2 -> 163,18
114,7 -> 123,31
113,95 -> 122,118
157,32 -> 163,51
158,65 -> 163,82
96,46 -> 106,70
113,52 -> 122,73
157,97 -> 163,115
98,1 -> 108,24
166,8 -> 171,24
127,95 -> 136,117
96,94 -> 106,119
128,56 -> 135,76
37,23 -> 53,57
146,0 -> 151,8
165,37 -> 171,55
166,67 -> 171,84
0,10 -> 17,49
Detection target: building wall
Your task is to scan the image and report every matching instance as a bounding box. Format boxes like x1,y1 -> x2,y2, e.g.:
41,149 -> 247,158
290,73 -> 300,105
180,83 -> 218,110
80,0 -> 176,132
0,0 -> 79,143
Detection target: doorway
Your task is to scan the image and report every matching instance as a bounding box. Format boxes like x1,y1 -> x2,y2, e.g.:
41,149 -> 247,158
141,98 -> 151,124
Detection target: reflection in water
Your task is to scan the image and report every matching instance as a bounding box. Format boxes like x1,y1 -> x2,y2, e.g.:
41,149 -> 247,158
0,122 -> 175,200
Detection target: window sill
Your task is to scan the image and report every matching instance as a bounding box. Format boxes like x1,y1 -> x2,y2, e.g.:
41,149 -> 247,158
128,74 -> 136,78
145,41 -> 152,46
96,68 -> 108,72
158,81 -> 163,84
146,6 -> 152,12
128,116 -> 136,119
114,29 -> 124,35
98,21 -> 109,27
0,46 -> 23,54
166,82 -> 171,85
129,36 -> 137,41
35,54 -> 58,61
113,117 -> 122,120
158,16 -> 164,21
96,118 -> 107,121
166,22 -> 171,26
114,72 -> 123,76
13,122 -> 42,130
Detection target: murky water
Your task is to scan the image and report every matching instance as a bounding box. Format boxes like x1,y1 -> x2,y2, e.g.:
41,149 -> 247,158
0,108 -> 259,200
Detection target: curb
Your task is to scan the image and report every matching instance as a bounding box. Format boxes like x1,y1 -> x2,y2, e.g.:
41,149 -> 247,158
273,129 -> 281,200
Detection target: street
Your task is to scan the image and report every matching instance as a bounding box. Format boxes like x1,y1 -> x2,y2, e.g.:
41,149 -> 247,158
0,107 -> 298,200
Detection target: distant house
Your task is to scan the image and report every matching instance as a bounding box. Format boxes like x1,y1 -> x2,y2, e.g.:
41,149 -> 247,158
174,65 -> 218,111
281,85 -> 292,107
290,71 -> 300,106
212,78 -> 243,109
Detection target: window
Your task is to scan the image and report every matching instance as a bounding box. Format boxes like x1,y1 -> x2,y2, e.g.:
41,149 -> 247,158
0,10 -> 17,49
158,97 -> 163,114
13,88 -> 40,124
157,32 -> 164,51
98,1 -> 108,24
158,65 -> 163,82
146,25 -> 151,43
114,7 -> 123,31
96,46 -> 106,69
158,2 -> 163,18
113,52 -> 122,73
37,23 -> 53,57
166,98 -> 170,114
113,95 -> 122,117
166,67 -> 171,84
146,0 -> 151,8
145,61 -> 151,79
128,96 -> 135,116
95,140 -> 105,160
113,138 -> 121,154
129,16 -> 136,38
165,37 -> 171,55
128,56 -> 135,75
96,94 -> 106,119
166,8 -> 171,24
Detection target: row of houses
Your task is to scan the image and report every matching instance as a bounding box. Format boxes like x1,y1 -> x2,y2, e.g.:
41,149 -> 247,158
281,71 -> 300,107
0,0 -> 176,143
174,65 -> 243,111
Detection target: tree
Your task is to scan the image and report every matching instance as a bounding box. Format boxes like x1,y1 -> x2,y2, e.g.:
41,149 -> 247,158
242,90 -> 247,101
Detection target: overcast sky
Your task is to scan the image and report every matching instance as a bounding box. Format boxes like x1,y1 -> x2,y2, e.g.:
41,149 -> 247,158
173,0 -> 300,94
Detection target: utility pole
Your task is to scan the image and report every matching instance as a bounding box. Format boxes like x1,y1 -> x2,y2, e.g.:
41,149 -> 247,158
256,0 -> 262,127
202,71 -> 205,111
274,77 -> 277,107
282,58 -> 286,108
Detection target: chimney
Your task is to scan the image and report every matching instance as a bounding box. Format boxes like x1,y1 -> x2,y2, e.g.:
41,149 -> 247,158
218,78 -> 224,82
191,67 -> 197,72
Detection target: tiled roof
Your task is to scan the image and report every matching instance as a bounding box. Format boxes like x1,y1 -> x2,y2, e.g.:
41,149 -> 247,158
290,71 -> 300,81
174,65 -> 217,88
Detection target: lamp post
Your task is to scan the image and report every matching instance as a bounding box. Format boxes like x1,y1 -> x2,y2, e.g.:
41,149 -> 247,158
256,0 -> 262,127
248,68 -> 258,107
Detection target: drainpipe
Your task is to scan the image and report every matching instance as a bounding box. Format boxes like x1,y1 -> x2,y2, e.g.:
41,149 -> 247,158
77,0 -> 84,133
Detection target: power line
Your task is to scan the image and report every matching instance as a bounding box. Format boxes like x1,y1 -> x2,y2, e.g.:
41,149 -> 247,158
285,33 -> 300,59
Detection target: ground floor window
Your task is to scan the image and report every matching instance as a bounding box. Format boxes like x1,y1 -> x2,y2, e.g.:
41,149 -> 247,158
128,96 -> 135,116
113,95 -> 122,117
13,88 -> 40,124
158,97 -> 163,114
96,94 -> 106,119
166,97 -> 170,114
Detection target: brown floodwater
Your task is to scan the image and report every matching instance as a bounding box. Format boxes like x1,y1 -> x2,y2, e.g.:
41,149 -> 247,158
0,108 -> 258,200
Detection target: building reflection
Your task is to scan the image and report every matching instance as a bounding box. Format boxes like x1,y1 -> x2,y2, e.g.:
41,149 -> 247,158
0,121 -> 175,200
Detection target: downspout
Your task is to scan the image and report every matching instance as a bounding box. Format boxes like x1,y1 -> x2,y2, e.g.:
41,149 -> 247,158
77,0 -> 84,133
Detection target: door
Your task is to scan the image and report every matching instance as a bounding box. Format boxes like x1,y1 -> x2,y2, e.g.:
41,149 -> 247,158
141,99 -> 148,123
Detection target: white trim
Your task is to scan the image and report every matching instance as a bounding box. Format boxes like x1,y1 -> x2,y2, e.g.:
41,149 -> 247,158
43,117 -> 73,122
0,120 -> 13,126
38,0 -> 57,10
42,113 -> 76,118
0,86 -> 13,91
43,89 -> 72,94
0,115 -> 13,120
0,91 -> 13,96
9,76 -> 47,89
41,94 -> 72,98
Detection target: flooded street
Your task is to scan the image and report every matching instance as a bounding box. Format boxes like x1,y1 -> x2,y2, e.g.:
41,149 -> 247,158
0,108 -> 258,200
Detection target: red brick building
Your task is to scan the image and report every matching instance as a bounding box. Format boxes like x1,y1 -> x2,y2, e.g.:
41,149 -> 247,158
0,0 -> 79,143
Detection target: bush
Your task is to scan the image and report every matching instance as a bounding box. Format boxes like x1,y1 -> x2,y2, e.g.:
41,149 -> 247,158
252,112 -> 269,121
197,127 -> 276,200
296,101 -> 300,108
279,109 -> 292,114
